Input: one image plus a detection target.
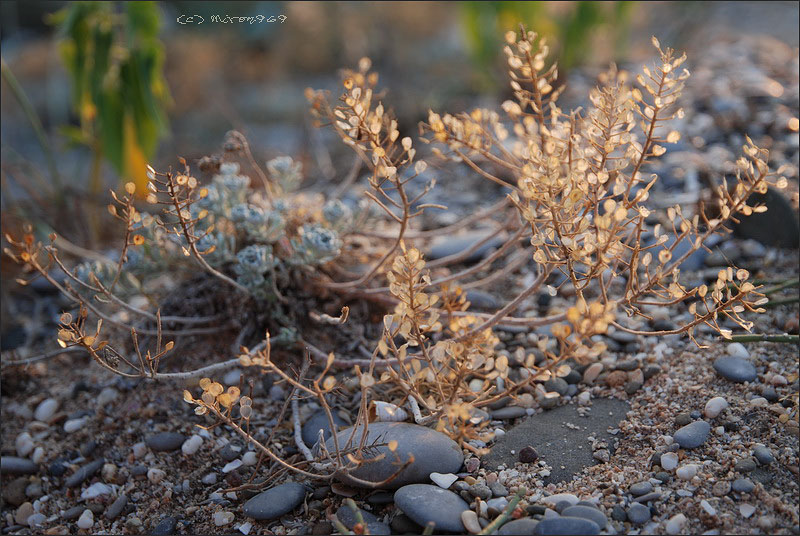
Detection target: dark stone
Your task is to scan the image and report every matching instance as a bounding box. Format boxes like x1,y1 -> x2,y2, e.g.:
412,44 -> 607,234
527,505 -> 547,516
761,386 -> 779,402
335,505 -> 390,535
675,413 -> 693,427
713,357 -> 757,383
629,481 -> 653,497
151,516 -> 178,535
394,484 -> 468,533
615,360 -> 639,371
734,187 -> 800,248
643,365 -> 662,380
690,410 -> 702,420
219,444 -> 239,462
735,457 -> 757,473
390,513 -> 422,534
366,491 -> 394,505
753,445 -> 775,465
732,478 -> 755,493
533,517 -> 600,535
49,461 -> 67,477
519,446 -> 539,463
146,432 -> 185,452
105,495 -> 127,520
489,481 -> 509,498
469,484 -> 492,500
491,406 -> 528,420
564,370 -> 582,385
2,477 -> 29,506
633,492 -> 662,503
80,441 -> 97,458
498,518 -> 539,535
65,459 -> 105,488
554,500 -> 572,513
561,505 -> 607,529
326,422 -> 463,489
654,472 -> 671,483
544,378 -> 569,396
465,290 -> 500,310
482,398 -> 630,484
674,420 -> 711,449
302,410 -> 348,447
311,486 -> 330,500
428,231 -> 505,264
61,506 -> 85,520
626,503 -> 651,524
243,482 -> 306,520
1,457 -> 38,475
611,505 -> 627,522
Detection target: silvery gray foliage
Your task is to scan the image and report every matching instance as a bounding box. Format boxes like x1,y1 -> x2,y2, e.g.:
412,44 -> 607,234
322,199 -> 353,232
291,224 -> 342,265
267,156 -> 302,193
234,244 -> 278,299
196,231 -> 236,267
230,203 -> 285,242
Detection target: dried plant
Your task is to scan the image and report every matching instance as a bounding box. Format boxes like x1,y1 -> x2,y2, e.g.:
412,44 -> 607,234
4,25 -> 788,484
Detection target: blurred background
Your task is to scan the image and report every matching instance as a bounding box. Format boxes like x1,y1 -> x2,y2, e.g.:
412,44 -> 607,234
1,1 -> 798,248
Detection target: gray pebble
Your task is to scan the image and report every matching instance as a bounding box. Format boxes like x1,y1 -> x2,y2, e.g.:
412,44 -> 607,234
394,484 -> 468,533
611,505 -> 627,522
65,459 -> 105,488
0,457 -> 38,476
713,356 -> 757,383
151,516 -> 178,535
301,411 -> 348,447
732,478 -> 755,493
489,481 -> 509,497
145,433 -> 185,452
753,445 -> 775,465
544,378 -> 569,396
498,518 -> 539,535
243,482 -> 306,520
627,503 -> 651,524
469,484 -> 492,500
561,505 -> 607,529
629,481 -> 653,496
633,492 -> 662,503
105,495 -> 128,520
735,457 -> 758,473
674,420 -> 711,449
533,517 -> 600,535
490,406 -> 528,420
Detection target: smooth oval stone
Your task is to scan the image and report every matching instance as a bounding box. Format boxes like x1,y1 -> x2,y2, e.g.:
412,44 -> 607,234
533,517 -> 600,535
65,459 -> 105,488
465,290 -> 500,310
629,481 -> 653,497
1,457 -> 38,475
541,493 -> 579,506
753,445 -> 775,465
146,433 -> 186,452
105,495 -> 127,520
732,478 -> 755,493
326,422 -> 462,488
151,516 -> 178,535
561,506 -> 607,529
674,420 -> 711,449
428,231 -> 504,263
490,406 -> 528,420
394,484 -> 468,533
626,503 -> 651,524
713,357 -> 757,383
302,411 -> 348,447
243,482 -> 306,520
498,518 -> 539,535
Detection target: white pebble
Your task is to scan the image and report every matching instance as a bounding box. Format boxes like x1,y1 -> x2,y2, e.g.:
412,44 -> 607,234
749,397 -> 768,408
27,513 -> 46,527
239,521 -> 252,535
704,397 -> 728,418
727,343 -> 749,359
700,499 -> 716,516
461,510 -> 481,533
15,432 -> 34,457
97,387 -> 119,407
676,464 -> 698,480
214,511 -> 234,526
147,468 -> 166,484
81,482 -> 112,500
132,442 -> 147,458
430,472 -> 458,489
223,369 -> 242,385
222,459 -> 242,473
771,374 -> 788,386
740,503 -> 756,518
182,435 -> 204,456
76,509 -> 94,530
202,473 -> 217,485
34,398 -> 59,422
577,391 -> 592,405
541,493 -> 579,506
63,417 -> 88,433
665,513 -> 687,535
102,463 -> 117,482
661,452 -> 679,471
31,447 -> 45,464
242,451 -> 258,466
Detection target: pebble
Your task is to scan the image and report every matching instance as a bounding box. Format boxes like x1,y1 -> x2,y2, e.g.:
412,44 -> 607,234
674,420 -> 711,449
242,451 -> 258,466
676,464 -> 699,480
1,457 -> 38,475
544,378 -> 569,396
148,468 -> 166,484
665,513 -> 686,535
704,397 -> 728,418
15,502 -> 34,526
146,432 -> 186,452
64,417 -> 88,433
81,482 -> 112,499
633,492 -> 662,504
327,422 -> 462,488
582,363 -> 603,384
31,447 -> 44,464
465,458 -> 480,472
700,499 -> 716,516
151,516 -> 178,535
491,406 -> 528,420
76,509 -> 94,530
65,459 -> 105,487
15,432 -> 34,457
541,493 -> 579,506
462,510 -> 481,534
106,494 -> 127,520
611,505 -> 627,522
627,503 -> 651,524
34,398 -> 59,422
202,473 -> 217,485
712,481 -> 731,496
97,387 -> 119,407
469,483 -> 492,500
430,472 -> 458,489
661,452 -> 679,470
222,459 -> 242,473
727,342 -> 750,359
630,481 -> 653,496
735,457 -> 757,472
732,478 -> 755,493
740,503 -> 756,518
394,484 -> 469,532
489,481 -> 508,497
753,445 -> 775,465
132,442 -> 147,458
498,518 -> 539,535
181,435 -> 203,456
561,505 -> 607,529
213,511 -> 234,526
519,446 -> 539,463
532,517 -> 600,535
243,482 -> 306,520
713,356 -> 757,383
487,497 -> 509,515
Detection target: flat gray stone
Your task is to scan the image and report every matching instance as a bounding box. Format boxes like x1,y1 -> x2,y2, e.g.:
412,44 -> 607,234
302,411 -> 347,447
243,482 -> 306,520
753,445 -> 775,465
629,481 -> 653,497
65,459 -> 105,488
465,289 -> 500,310
627,503 -> 651,524
394,484 -> 468,532
151,516 -> 178,535
498,518 -> 539,535
326,422 -> 463,489
674,420 -> 711,449
1,457 -> 38,475
561,506 -> 607,529
490,406 -> 528,420
732,478 -> 755,493
146,432 -> 185,452
105,494 -> 127,520
533,517 -> 600,535
428,231 -> 504,263
713,357 -> 757,383
482,398 -> 630,484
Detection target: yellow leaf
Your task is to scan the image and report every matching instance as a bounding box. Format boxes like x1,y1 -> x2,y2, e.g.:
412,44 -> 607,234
123,115 -> 149,198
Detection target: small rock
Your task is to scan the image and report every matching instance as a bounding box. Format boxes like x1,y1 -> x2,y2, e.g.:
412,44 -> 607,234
81,482 -> 112,499
675,413 -> 693,427
704,397 -> 728,419
611,505 -> 627,522
181,435 -> 203,456
498,518 -> 539,535
65,459 -> 105,488
64,417 -> 88,433
430,472 -> 458,489
491,406 -> 528,420
519,446 -> 539,463
544,378 -> 569,396
674,420 -> 711,449
753,445 -> 775,465
633,492 -> 663,504
661,452 -> 679,471
735,457 -> 757,473
541,493 -> 579,506
532,517 -> 600,535
243,482 -> 306,520
676,464 -> 699,480
394,484 -> 469,532
627,503 -> 651,524
726,342 -> 750,359
34,398 -> 59,422
630,481 -> 653,496
712,481 -> 731,496
1,456 -> 38,475
732,478 -> 755,493
151,516 -> 178,535
97,387 -> 119,407
15,502 -> 34,526
489,481 -> 508,497
462,510 -> 482,534
665,513 -> 686,535
213,511 -> 234,526
700,499 -> 716,516
740,504 -> 756,518
561,505 -> 607,529
146,432 -> 186,452
242,451 -> 258,466
469,484 -> 492,500
582,363 -> 603,384
76,509 -> 94,530
713,356 -> 757,383
106,494 -> 128,520
15,432 -> 34,457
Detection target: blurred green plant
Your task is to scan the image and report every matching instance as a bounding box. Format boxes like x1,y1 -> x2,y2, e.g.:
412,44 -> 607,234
49,1 -> 170,199
460,1 -> 634,89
